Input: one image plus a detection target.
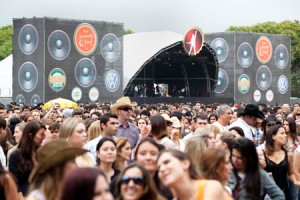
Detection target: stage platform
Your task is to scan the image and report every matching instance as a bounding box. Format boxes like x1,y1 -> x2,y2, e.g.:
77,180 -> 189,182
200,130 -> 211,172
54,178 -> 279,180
130,97 -> 234,105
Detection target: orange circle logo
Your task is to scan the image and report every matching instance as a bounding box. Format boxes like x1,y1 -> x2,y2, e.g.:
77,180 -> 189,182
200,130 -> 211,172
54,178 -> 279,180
74,23 -> 97,55
256,36 -> 272,63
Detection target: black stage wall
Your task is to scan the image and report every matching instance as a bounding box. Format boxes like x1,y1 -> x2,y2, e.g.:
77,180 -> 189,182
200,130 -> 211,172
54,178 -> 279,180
13,17 -> 123,105
206,32 -> 290,105
130,97 -> 234,105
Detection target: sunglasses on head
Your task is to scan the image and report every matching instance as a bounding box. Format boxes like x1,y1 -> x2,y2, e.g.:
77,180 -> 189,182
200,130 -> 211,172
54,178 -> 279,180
119,107 -> 132,111
266,122 -> 276,127
121,176 -> 144,185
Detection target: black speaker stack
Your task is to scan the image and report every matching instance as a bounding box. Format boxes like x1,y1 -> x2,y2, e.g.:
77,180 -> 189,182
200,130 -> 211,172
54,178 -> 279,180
205,32 -> 290,105
13,17 -> 123,105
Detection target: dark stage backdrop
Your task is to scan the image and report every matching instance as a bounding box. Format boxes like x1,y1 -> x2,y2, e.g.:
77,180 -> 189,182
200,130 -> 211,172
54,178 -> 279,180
13,17 -> 123,105
205,32 -> 290,105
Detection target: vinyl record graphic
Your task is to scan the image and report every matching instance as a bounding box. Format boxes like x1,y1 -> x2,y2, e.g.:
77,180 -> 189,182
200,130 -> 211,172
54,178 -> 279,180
31,94 -> 41,105
214,69 -> 228,94
18,24 -> 39,55
210,38 -> 229,63
75,58 -> 97,87
237,42 -> 254,68
48,30 -> 71,60
15,94 -> 25,104
256,65 -> 272,90
275,45 -> 289,69
100,33 -> 121,62
18,62 -> 38,92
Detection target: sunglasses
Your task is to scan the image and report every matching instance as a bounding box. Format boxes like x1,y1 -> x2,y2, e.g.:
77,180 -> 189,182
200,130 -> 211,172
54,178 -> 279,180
119,107 -> 132,111
121,176 -> 144,185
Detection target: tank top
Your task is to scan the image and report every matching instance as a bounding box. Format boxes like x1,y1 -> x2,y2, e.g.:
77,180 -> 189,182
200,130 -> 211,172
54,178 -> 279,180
197,180 -> 232,200
263,151 -> 289,198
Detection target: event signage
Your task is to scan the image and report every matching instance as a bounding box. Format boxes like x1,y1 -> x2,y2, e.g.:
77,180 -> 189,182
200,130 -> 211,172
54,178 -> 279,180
183,27 -> 204,56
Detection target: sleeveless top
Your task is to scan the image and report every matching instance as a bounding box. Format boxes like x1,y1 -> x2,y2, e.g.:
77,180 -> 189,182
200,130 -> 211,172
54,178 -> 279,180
263,151 -> 289,198
197,180 -> 232,200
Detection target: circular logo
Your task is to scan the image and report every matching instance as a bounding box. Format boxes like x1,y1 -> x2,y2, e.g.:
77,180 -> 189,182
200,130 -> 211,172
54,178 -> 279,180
253,90 -> 261,102
89,87 -> 99,101
183,27 -> 204,56
74,23 -> 98,55
256,36 -> 272,64
71,87 -> 82,102
266,90 -> 274,102
48,68 -> 66,92
277,75 -> 288,94
105,70 -> 120,92
238,74 -> 250,94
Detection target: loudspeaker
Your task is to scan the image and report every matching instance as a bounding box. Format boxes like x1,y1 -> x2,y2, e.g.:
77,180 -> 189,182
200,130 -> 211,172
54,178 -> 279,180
13,18 -> 45,105
205,32 -> 290,105
13,17 -> 124,104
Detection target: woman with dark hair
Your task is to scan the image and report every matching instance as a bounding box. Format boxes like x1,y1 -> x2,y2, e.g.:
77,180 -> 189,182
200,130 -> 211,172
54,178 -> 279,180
7,122 -> 26,168
208,113 -> 218,124
284,117 -> 298,151
261,124 -> 298,199
158,149 -> 224,200
229,137 -> 284,199
0,161 -> 18,200
150,115 -> 175,149
115,163 -> 165,200
96,137 -> 119,183
9,121 -> 45,198
228,126 -> 244,138
59,167 -> 113,200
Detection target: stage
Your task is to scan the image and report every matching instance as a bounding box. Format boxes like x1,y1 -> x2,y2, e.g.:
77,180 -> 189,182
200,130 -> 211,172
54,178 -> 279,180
130,97 -> 234,105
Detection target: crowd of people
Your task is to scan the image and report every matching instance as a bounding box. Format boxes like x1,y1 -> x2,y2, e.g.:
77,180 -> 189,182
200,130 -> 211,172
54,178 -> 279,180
0,97 -> 300,199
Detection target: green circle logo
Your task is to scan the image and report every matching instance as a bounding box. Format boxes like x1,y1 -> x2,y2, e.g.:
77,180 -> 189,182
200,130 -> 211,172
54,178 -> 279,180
49,68 -> 66,92
238,74 -> 250,94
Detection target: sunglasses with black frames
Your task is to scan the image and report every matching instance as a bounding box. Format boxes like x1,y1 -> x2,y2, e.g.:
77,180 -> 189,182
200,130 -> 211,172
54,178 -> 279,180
119,107 -> 132,111
121,176 -> 144,185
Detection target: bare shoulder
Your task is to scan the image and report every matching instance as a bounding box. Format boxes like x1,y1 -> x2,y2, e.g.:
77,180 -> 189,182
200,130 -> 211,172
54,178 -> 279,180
204,180 -> 224,200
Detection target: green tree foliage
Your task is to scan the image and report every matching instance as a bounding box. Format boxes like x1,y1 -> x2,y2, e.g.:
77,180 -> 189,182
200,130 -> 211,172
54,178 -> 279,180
0,25 -> 13,61
227,20 -> 300,97
123,28 -> 134,35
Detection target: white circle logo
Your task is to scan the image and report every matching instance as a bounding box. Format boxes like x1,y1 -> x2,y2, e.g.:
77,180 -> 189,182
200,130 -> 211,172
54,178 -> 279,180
253,90 -> 261,102
71,87 -> 82,102
89,87 -> 99,101
277,75 -> 288,94
105,70 -> 120,92
266,90 -> 274,102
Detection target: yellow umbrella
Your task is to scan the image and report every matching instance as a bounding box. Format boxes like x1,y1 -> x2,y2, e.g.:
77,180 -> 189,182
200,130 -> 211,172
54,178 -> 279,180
43,97 -> 78,109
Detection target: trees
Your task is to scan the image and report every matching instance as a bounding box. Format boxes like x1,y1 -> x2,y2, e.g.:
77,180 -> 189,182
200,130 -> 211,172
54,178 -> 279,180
0,25 -> 13,61
227,20 -> 300,97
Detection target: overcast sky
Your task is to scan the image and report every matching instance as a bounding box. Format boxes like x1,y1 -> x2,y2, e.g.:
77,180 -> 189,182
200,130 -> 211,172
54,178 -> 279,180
1,0 -> 300,34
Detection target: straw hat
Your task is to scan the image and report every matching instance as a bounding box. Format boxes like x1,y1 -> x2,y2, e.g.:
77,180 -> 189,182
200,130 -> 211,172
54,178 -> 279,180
111,97 -> 137,114
161,113 -> 172,122
170,116 -> 182,128
29,139 -> 87,181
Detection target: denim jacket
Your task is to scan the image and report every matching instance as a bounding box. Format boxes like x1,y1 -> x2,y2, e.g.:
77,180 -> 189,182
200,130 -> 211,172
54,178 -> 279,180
228,169 -> 285,200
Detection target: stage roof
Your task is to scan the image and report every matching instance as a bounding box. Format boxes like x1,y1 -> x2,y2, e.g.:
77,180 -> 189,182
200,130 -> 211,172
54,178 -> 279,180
123,31 -> 219,97
123,31 -> 183,89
